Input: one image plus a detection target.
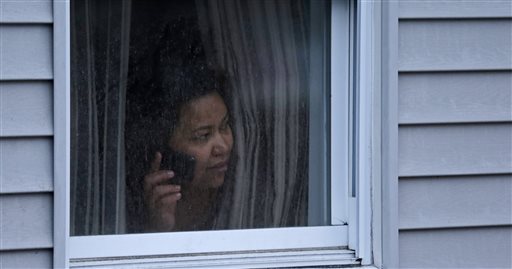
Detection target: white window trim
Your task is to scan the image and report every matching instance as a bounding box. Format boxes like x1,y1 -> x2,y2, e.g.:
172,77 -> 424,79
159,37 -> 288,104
69,226 -> 347,259
53,0 -> 71,268
52,0 -> 388,268
351,0 -> 379,264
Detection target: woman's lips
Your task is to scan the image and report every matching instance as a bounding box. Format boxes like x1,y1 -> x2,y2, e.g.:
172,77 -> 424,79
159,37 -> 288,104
208,161 -> 228,172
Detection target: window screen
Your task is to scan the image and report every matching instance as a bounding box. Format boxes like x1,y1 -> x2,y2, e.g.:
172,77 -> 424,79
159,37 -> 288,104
71,0 -> 331,235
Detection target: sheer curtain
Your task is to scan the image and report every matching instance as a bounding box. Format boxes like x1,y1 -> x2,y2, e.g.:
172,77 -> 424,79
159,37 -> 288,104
71,0 -> 317,233
71,0 -> 131,235
196,0 -> 311,229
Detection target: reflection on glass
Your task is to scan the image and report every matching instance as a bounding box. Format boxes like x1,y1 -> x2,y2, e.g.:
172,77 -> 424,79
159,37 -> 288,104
71,0 -> 330,235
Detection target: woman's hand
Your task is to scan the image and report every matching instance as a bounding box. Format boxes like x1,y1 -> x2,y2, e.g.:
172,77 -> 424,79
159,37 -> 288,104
143,152 -> 182,232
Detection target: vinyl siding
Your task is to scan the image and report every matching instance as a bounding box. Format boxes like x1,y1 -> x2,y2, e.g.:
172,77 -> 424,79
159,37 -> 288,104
0,138 -> 53,194
0,82 -> 53,137
0,194 -> 53,250
0,0 -> 53,23
399,124 -> 512,177
399,19 -> 512,71
0,250 -> 53,269
399,175 -> 512,229
398,2 -> 512,268
399,72 -> 512,124
399,0 -> 512,19
400,227 -> 512,268
0,25 -> 53,80
2,1 -> 512,268
0,2 -> 54,267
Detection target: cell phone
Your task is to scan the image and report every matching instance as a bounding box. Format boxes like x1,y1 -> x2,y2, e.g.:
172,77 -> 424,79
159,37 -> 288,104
159,149 -> 196,185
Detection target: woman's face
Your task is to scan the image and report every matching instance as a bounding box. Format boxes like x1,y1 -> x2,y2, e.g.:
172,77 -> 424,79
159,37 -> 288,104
168,92 -> 233,188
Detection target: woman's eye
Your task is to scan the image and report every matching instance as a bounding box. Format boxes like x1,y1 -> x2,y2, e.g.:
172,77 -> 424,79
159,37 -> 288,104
192,132 -> 210,141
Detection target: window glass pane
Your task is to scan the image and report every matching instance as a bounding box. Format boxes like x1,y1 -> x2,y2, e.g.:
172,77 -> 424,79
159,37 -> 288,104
71,0 -> 331,235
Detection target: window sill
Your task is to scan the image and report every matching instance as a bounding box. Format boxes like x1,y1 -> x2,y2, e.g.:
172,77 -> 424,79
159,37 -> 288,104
70,247 -> 360,268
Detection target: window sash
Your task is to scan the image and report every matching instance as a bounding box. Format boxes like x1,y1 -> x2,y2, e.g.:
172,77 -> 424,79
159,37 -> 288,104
330,0 -> 352,226
69,226 -> 347,259
54,0 -> 360,267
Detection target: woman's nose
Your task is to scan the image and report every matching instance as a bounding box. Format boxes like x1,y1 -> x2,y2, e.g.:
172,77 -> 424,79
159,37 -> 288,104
212,133 -> 230,156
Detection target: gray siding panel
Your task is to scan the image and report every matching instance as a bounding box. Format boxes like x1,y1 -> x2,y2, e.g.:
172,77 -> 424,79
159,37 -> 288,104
0,81 -> 53,136
0,25 -> 53,80
0,0 -> 53,23
0,193 -> 53,250
399,1 -> 512,19
399,20 -> 512,71
400,227 -> 512,268
0,250 -> 52,269
399,124 -> 512,177
0,0 -> 55,266
399,72 -> 512,124
398,2 -> 512,268
399,175 -> 512,229
0,138 -> 53,194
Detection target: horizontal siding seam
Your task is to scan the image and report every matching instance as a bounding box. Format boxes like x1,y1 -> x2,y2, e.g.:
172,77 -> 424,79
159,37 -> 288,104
399,223 -> 512,232
398,69 -> 512,75
0,134 -> 53,138
398,17 -> 512,22
0,247 -> 53,254
398,121 -> 512,128
398,67 -> 512,73
399,171 -> 512,178
399,173 -> 512,180
0,190 -> 53,195
0,78 -> 53,83
398,17 -> 512,21
0,77 -> 54,82
0,246 -> 53,252
0,191 -> 53,197
399,120 -> 512,126
0,21 -> 53,25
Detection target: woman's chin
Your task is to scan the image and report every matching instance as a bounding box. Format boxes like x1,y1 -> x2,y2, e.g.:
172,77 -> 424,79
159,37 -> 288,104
191,175 -> 224,189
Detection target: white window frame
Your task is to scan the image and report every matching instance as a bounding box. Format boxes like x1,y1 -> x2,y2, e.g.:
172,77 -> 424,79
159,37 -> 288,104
53,0 -> 387,268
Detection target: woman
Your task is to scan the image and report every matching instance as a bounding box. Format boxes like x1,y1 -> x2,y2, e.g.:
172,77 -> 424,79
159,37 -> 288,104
144,89 -> 233,232
137,20 -> 234,232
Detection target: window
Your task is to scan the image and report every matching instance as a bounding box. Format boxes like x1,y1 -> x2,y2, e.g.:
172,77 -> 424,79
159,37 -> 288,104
70,0 -> 332,235
54,0 -> 378,267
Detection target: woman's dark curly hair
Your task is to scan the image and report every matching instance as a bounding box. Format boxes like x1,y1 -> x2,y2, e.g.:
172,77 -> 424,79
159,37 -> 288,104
143,18 -> 227,150
125,18 -> 229,232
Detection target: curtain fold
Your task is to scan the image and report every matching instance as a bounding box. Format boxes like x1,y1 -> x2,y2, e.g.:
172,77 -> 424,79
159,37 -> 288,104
197,0 -> 310,229
71,0 -> 131,235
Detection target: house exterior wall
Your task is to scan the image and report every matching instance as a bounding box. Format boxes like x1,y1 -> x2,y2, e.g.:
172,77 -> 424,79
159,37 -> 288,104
1,1 -> 511,268
0,1 -> 55,268
397,1 -> 512,268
